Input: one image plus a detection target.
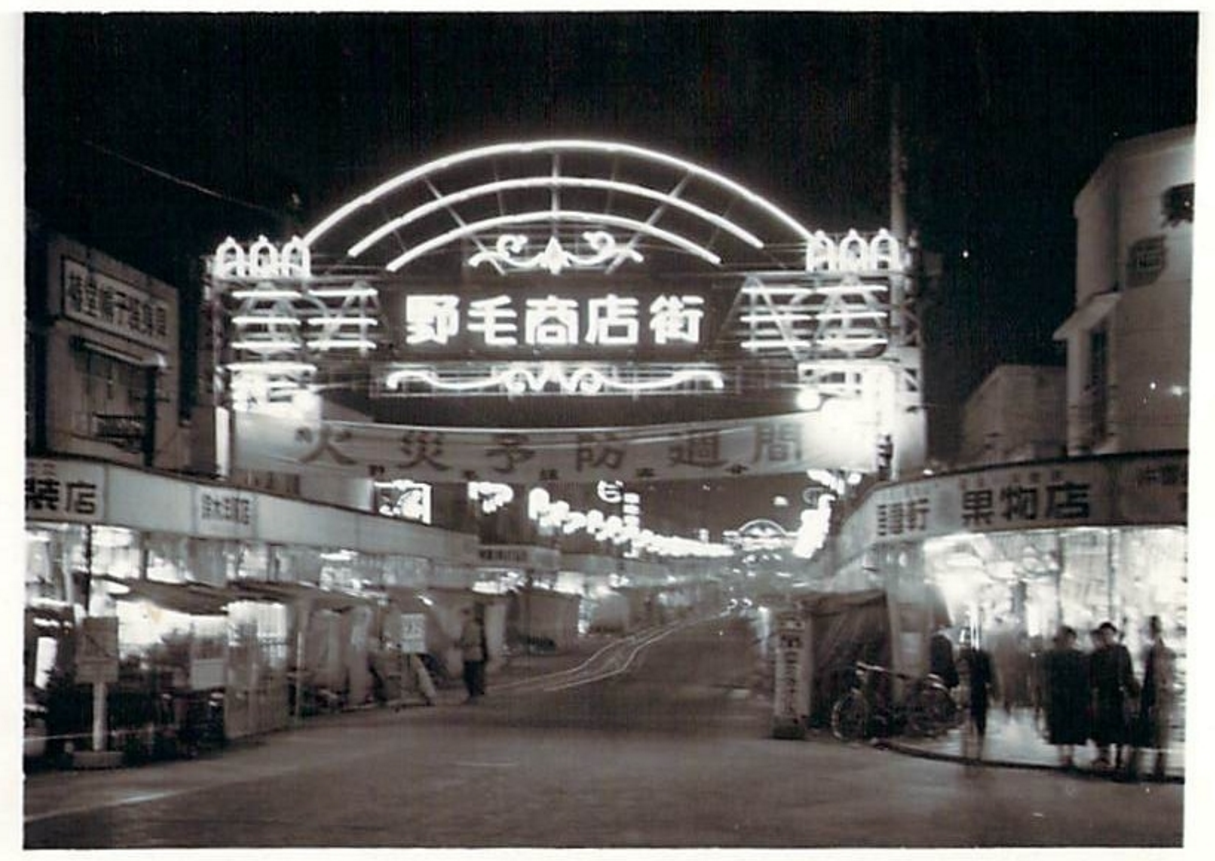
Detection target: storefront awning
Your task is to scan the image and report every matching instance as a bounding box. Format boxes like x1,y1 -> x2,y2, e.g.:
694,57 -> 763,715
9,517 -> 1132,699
99,576 -> 232,616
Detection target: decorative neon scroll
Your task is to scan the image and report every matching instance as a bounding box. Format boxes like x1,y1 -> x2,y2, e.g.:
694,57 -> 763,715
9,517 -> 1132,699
468,232 -> 644,275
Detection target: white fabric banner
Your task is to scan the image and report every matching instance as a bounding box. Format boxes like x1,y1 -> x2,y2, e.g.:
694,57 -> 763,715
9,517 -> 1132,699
233,408 -> 877,484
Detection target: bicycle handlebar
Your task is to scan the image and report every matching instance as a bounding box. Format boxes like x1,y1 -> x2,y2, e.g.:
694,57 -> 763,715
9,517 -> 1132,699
853,660 -> 923,683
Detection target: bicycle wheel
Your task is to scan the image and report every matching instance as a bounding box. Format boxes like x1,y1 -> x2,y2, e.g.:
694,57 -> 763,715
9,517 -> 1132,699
831,691 -> 870,741
907,685 -> 956,737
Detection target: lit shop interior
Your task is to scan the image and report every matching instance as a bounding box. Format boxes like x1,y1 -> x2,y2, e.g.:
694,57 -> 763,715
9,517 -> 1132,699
24,518 -> 460,756
921,523 -> 1186,734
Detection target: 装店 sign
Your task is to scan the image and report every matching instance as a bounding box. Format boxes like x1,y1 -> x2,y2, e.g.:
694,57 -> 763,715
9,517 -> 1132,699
25,459 -> 105,523
194,487 -> 258,538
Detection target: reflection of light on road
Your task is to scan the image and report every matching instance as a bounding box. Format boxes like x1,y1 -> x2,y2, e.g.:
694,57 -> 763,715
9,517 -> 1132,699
24,790 -> 177,825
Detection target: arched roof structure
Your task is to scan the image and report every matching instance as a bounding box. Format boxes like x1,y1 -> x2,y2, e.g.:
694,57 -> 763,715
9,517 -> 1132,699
301,139 -> 816,275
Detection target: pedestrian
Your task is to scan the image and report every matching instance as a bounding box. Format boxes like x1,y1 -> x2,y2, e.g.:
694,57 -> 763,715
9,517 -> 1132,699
1043,625 -> 1088,769
1132,615 -> 1175,780
458,605 -> 487,703
957,629 -> 996,762
928,624 -> 959,691
1088,620 -> 1139,773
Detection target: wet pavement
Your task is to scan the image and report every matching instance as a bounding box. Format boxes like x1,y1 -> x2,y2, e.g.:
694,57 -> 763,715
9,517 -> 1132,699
22,619 -> 1186,848
883,706 -> 1185,783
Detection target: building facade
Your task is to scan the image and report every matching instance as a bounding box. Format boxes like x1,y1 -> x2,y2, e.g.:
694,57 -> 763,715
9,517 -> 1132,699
807,127 -> 1191,732
1055,125 -> 1193,456
959,364 -> 1067,467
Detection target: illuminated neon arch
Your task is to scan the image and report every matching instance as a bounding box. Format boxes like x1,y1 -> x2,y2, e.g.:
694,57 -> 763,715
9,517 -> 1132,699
302,138 -> 817,272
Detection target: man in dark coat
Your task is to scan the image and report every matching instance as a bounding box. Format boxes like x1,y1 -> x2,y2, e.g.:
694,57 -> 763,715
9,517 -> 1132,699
1088,621 -> 1139,771
958,630 -> 996,761
1043,625 -> 1088,769
928,626 -> 959,690
1132,615 -> 1175,780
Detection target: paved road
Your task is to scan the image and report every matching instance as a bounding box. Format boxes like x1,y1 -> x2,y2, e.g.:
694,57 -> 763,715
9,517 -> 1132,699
23,613 -> 1185,848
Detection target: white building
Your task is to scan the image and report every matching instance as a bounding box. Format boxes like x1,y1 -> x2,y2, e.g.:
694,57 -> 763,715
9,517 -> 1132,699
1055,125 -> 1193,455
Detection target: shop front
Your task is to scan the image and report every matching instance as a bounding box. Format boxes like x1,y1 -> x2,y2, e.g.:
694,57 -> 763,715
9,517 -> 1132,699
820,451 -> 1188,733
24,456 -> 478,763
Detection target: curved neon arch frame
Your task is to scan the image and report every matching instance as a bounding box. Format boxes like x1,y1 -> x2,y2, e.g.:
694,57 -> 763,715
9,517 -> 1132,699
304,139 -> 814,253
347,175 -> 765,258
384,210 -> 722,272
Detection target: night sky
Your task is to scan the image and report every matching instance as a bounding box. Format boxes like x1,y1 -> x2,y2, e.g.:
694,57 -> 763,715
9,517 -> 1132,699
23,12 -> 1200,461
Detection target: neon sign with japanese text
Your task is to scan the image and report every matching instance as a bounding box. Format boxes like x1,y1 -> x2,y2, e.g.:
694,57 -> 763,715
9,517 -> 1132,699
402,292 -> 705,351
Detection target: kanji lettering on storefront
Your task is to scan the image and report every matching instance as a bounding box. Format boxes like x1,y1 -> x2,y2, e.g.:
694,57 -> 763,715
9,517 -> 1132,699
24,460 -> 105,523
61,257 -> 172,351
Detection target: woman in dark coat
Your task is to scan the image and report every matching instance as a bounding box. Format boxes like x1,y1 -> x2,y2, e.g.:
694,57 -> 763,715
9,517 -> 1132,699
1043,625 -> 1088,768
1088,621 -> 1139,771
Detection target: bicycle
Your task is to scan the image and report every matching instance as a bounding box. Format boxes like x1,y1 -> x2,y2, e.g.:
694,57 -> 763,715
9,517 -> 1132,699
831,660 -> 959,742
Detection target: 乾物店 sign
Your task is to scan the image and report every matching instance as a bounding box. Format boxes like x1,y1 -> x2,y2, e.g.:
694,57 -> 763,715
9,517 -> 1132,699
233,407 -> 879,483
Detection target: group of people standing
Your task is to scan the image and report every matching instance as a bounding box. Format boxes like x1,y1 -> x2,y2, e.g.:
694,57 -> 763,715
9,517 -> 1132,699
1043,616 -> 1175,779
929,615 -> 1176,779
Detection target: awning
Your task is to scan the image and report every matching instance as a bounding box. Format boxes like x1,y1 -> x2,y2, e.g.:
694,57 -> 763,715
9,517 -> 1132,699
1053,291 -> 1120,340
98,576 -> 232,616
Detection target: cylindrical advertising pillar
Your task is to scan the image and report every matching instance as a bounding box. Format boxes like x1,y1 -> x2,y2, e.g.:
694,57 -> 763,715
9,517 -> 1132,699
772,609 -> 811,739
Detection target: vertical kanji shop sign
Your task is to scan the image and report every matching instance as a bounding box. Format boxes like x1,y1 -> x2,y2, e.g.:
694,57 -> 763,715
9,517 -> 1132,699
25,459 -> 106,523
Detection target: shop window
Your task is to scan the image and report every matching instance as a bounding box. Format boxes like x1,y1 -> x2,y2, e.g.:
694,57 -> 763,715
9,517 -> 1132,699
1161,183 -> 1194,227
1126,236 -> 1167,288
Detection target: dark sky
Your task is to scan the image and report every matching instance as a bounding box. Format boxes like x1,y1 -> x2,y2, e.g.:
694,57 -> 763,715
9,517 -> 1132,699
23,12 -> 1199,461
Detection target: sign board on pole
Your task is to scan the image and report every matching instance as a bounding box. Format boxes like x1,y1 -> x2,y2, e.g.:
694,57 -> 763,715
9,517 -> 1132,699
75,617 -> 120,685
400,613 -> 427,654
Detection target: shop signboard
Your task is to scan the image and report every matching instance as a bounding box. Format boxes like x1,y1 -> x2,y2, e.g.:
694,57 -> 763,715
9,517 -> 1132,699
25,459 -> 105,523
194,486 -> 258,538
772,610 -> 809,739
75,616 -> 119,685
61,256 -> 173,352
477,544 -> 561,571
235,408 -> 878,483
1113,453 -> 1188,524
840,457 -> 1130,555
399,613 -> 427,653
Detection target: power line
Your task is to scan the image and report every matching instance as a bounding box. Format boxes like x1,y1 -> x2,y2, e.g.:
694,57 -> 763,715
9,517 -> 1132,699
82,139 -> 284,218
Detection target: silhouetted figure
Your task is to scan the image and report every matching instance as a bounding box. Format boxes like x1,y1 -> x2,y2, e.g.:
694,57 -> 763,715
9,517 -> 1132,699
458,606 -> 487,703
1088,621 -> 1138,772
958,630 -> 996,762
1043,625 -> 1088,769
1132,615 -> 1175,780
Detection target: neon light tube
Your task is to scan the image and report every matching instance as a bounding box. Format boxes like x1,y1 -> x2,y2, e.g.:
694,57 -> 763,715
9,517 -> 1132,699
304,139 -> 814,247
814,311 -> 888,321
306,338 -> 377,350
232,316 -> 302,326
347,175 -> 765,257
304,318 -> 380,326
230,288 -> 301,300
385,210 -> 722,272
226,361 -> 316,374
231,340 -> 302,352
306,286 -> 379,299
